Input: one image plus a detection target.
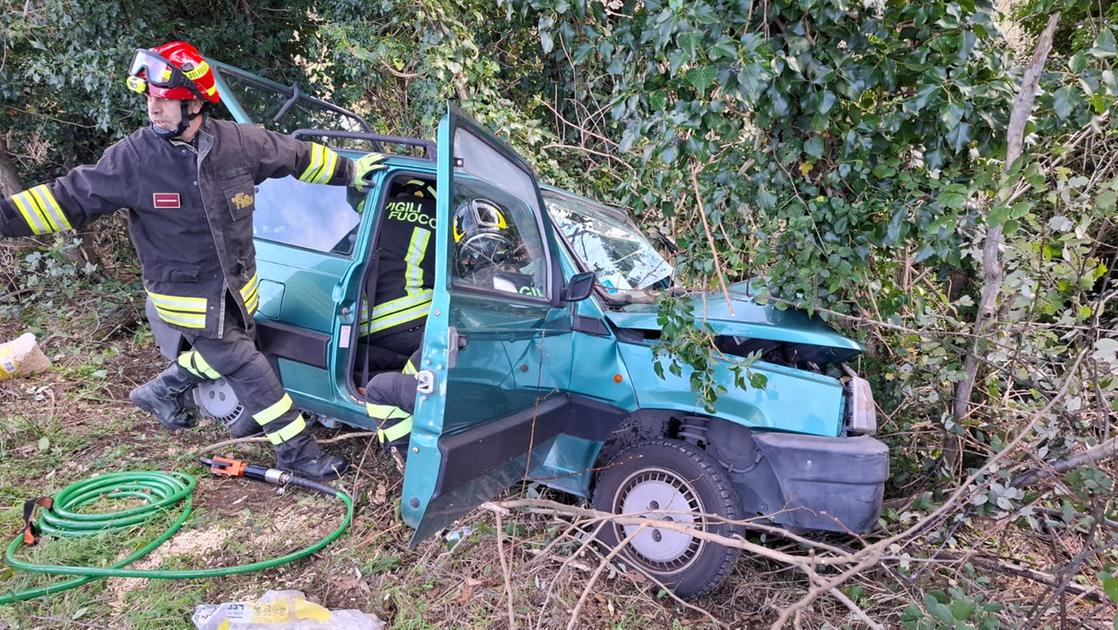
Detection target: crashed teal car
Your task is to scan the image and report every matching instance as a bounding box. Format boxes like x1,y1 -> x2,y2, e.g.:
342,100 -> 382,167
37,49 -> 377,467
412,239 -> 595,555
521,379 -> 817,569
150,61 -> 889,598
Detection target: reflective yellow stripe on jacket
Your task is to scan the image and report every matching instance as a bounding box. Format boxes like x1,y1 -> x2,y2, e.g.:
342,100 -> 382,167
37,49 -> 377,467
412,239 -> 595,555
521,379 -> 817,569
9,185 -> 72,235
361,228 -> 433,335
240,272 -> 260,315
147,290 -> 208,329
298,143 -> 341,185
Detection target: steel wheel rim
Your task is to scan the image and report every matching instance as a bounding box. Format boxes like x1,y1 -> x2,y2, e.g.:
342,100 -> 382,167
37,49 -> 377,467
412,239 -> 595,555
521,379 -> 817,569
610,466 -> 705,573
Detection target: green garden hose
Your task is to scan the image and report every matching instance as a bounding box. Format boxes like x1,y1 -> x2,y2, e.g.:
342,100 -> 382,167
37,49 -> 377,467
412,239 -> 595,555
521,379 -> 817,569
0,468 -> 353,605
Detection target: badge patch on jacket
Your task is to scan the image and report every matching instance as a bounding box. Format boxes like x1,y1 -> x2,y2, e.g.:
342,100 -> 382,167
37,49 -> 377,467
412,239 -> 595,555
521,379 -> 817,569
153,193 -> 181,209
230,192 -> 254,210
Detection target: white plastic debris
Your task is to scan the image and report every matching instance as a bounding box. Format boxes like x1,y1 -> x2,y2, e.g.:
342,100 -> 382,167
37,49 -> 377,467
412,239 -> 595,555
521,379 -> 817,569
0,333 -> 51,382
192,590 -> 384,630
445,525 -> 475,545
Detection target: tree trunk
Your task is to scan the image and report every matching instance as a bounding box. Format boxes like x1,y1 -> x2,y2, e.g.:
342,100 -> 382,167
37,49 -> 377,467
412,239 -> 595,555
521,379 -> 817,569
946,13 -> 1062,472
0,135 -> 23,197
0,133 -> 105,277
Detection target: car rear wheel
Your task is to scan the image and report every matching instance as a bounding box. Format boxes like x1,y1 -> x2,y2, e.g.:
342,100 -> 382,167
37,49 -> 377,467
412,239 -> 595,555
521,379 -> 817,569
591,439 -> 743,599
192,379 -> 260,438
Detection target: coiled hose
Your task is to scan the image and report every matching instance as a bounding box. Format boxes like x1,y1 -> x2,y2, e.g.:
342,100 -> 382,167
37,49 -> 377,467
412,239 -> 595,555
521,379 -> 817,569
1,469 -> 353,604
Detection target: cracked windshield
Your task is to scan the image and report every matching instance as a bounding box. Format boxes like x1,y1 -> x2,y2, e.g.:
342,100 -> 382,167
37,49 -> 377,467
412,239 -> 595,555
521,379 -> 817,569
544,193 -> 672,292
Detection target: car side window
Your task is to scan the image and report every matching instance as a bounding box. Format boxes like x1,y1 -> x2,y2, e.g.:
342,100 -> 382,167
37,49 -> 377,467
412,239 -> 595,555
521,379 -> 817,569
449,129 -> 550,298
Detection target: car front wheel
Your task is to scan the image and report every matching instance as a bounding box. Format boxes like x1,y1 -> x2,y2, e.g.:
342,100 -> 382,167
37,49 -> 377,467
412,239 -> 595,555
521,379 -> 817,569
592,439 -> 743,599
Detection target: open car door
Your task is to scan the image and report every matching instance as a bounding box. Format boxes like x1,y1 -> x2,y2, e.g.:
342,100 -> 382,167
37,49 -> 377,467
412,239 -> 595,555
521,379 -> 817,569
401,105 -> 575,543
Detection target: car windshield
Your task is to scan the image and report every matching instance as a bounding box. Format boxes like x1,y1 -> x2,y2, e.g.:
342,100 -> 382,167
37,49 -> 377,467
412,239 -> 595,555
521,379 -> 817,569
544,191 -> 672,291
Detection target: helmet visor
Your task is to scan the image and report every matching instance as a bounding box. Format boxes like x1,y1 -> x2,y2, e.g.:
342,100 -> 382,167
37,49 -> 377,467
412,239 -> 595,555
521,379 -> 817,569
128,49 -> 187,89
473,200 -> 508,230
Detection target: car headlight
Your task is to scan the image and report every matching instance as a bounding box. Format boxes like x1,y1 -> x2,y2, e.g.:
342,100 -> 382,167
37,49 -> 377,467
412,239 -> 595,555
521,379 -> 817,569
844,373 -> 877,436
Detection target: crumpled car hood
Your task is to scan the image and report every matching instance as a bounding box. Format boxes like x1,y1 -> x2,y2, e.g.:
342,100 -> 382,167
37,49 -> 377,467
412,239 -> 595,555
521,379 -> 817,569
604,282 -> 862,364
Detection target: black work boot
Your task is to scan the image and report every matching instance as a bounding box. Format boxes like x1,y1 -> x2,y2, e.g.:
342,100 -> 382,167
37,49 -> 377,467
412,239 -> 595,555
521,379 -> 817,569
275,433 -> 349,480
130,363 -> 202,430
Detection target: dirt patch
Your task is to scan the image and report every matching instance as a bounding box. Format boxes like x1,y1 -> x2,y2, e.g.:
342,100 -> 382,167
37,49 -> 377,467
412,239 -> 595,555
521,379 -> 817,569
106,524 -> 230,612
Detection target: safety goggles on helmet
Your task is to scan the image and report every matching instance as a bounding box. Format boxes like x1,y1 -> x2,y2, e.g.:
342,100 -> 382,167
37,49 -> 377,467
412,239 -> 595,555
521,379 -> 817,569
126,49 -> 204,98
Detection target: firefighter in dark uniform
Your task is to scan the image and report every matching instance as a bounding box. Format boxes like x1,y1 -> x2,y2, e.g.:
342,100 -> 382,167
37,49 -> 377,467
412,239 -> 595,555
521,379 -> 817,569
0,41 -> 387,480
363,197 -> 536,444
357,179 -> 437,371
364,348 -> 422,448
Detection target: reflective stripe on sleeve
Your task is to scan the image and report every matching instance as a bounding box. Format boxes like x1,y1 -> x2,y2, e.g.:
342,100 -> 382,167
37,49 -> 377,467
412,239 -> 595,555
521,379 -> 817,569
9,191 -> 51,235
403,228 -> 430,295
365,403 -> 411,421
377,416 -> 412,444
364,300 -> 431,335
299,144 -> 324,183
298,144 -> 340,185
28,186 -> 72,231
154,310 -> 207,329
147,290 -> 208,329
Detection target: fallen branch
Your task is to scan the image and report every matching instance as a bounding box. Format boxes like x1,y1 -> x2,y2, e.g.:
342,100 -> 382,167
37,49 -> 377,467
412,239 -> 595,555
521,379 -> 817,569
1012,436 -> 1118,487
690,163 -> 735,316
934,551 -> 1108,603
806,571 -> 884,630
190,430 -> 376,457
489,506 -> 519,630
566,522 -> 647,630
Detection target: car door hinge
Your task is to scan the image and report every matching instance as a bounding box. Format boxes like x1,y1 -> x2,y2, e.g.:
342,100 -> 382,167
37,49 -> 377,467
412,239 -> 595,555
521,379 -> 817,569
416,370 -> 435,395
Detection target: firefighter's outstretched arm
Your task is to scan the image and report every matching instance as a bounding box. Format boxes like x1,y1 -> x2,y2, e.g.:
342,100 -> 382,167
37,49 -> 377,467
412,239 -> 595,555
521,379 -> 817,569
238,124 -> 373,188
0,142 -> 133,238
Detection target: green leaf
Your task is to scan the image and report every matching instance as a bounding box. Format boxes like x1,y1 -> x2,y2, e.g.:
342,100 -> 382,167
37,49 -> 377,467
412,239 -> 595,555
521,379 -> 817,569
1069,52 -> 1088,73
38,436 -> 49,451
804,136 -> 824,159
1096,190 -> 1117,212
539,30 -> 554,54
912,84 -> 939,111
940,191 -> 967,209
818,90 -> 836,114
945,122 -> 972,153
1053,86 -> 1076,119
924,594 -> 956,624
1090,29 -> 1117,58
677,31 -> 701,62
685,66 -> 718,96
1101,571 -> 1118,603
660,143 -> 679,164
950,599 -> 977,620
708,37 -> 736,61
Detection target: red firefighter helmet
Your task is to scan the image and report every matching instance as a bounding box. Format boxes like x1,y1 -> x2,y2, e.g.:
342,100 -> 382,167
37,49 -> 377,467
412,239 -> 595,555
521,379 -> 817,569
126,41 -> 220,104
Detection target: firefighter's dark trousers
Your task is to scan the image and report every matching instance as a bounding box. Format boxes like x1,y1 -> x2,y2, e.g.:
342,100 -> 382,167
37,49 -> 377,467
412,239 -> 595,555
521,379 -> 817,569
176,301 -> 309,447
363,321 -> 424,372
364,349 -> 421,444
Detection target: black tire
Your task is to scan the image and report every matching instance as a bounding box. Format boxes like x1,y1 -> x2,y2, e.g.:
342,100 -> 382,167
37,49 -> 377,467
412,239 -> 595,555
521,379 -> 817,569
592,439 -> 743,599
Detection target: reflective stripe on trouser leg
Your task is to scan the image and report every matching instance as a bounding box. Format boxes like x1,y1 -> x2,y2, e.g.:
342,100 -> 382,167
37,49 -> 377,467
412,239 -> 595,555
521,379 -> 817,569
177,350 -> 222,380
378,415 -> 412,444
185,305 -> 303,445
253,393 -> 308,445
366,402 -> 412,444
